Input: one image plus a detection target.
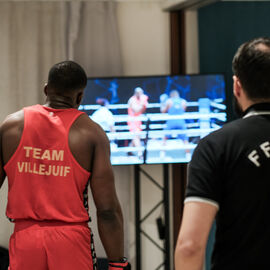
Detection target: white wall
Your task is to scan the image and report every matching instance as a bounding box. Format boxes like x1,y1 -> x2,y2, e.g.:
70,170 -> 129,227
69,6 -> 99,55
117,2 -> 170,76
185,9 -> 199,74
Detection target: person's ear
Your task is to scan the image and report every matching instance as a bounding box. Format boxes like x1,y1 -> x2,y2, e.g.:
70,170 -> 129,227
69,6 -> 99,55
233,75 -> 242,98
76,91 -> 83,106
44,83 -> 48,96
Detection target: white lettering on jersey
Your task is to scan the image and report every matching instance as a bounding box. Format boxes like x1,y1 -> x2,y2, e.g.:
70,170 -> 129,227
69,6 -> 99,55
17,162 -> 71,177
19,146 -> 69,176
23,146 -> 64,161
260,141 -> 270,158
247,141 -> 270,167
248,150 -> 260,167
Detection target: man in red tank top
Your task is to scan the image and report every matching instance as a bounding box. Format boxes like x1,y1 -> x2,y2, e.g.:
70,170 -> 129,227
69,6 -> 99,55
0,61 -> 130,270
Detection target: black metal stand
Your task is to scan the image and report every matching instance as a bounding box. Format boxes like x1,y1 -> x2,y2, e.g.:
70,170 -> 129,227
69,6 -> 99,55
135,165 -> 141,270
134,164 -> 170,270
163,164 -> 170,270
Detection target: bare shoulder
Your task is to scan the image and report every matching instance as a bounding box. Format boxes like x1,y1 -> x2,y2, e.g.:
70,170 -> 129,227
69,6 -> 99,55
69,112 -> 110,172
1,110 -> 24,134
73,113 -> 109,145
2,110 -> 24,125
1,110 -> 24,164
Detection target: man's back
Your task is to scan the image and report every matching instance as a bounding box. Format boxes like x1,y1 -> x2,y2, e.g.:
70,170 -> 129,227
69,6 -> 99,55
2,105 -> 101,173
3,105 -> 101,222
167,97 -> 185,115
187,103 -> 270,269
0,104 -> 105,269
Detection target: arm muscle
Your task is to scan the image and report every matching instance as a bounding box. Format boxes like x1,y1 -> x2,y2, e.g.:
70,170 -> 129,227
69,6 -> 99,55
0,124 -> 6,188
175,201 -> 217,270
90,125 -> 124,261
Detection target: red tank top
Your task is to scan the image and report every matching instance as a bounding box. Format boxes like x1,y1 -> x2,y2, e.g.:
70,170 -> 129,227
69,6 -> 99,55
4,105 -> 91,223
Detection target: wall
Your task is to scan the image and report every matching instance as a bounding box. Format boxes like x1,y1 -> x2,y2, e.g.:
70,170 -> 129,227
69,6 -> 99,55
185,9 -> 199,74
199,1 -> 270,121
116,2 -> 170,76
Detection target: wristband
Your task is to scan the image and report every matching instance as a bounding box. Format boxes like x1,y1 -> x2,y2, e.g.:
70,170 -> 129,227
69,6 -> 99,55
108,257 -> 131,270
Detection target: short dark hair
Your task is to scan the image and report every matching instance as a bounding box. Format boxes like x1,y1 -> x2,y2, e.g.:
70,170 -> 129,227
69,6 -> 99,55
47,61 -> 87,93
232,37 -> 270,100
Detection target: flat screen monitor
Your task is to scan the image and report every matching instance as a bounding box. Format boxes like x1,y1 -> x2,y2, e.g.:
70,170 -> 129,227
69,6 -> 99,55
79,74 -> 226,165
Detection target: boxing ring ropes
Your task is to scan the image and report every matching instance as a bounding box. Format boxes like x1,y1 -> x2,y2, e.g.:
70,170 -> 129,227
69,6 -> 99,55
80,100 -> 226,270
80,101 -> 226,164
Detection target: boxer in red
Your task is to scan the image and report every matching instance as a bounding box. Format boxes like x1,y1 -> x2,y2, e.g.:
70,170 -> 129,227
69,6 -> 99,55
0,61 -> 130,270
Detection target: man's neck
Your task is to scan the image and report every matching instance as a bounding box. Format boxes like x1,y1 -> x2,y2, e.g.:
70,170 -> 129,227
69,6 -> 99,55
243,99 -> 270,112
241,99 -> 255,112
44,95 -> 77,109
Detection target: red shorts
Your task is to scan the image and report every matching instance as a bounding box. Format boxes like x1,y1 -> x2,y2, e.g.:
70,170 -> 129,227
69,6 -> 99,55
128,120 -> 142,133
9,220 -> 96,270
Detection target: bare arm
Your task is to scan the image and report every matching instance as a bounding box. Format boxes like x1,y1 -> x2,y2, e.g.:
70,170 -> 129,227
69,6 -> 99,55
161,99 -> 173,113
90,126 -> 124,261
0,124 -> 6,189
174,201 -> 217,270
0,111 -> 24,189
182,99 -> 187,111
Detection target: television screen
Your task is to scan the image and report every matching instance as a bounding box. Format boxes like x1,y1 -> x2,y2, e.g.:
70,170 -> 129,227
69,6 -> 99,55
79,75 -> 226,165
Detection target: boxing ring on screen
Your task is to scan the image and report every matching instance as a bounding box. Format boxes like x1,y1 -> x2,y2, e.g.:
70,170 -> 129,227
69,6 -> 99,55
79,74 -> 227,165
